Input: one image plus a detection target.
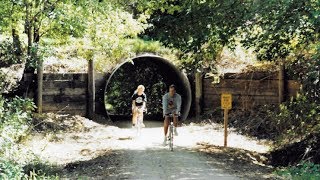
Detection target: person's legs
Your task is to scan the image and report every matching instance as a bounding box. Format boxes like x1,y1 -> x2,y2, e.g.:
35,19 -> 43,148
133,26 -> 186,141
141,112 -> 145,127
173,116 -> 178,127
164,116 -> 169,136
163,116 -> 169,145
173,115 -> 178,136
136,109 -> 145,127
132,108 -> 137,126
135,107 -> 145,127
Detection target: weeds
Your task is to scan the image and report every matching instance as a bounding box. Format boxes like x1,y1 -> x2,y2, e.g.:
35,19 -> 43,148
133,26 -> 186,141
277,162 -> 320,180
0,95 -> 59,179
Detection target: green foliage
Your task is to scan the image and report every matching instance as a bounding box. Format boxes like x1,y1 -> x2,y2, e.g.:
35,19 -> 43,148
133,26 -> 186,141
138,0 -> 249,50
274,94 -> 320,145
0,0 -> 150,72
25,43 -> 50,70
226,87 -> 319,141
0,96 -> 35,145
0,96 -> 60,179
287,44 -> 320,104
128,39 -> 171,55
0,38 -> 23,67
277,162 -> 320,179
73,1 -> 148,58
272,43 -> 320,144
46,36 -> 178,72
0,72 -> 5,91
240,0 -> 320,60
105,60 -> 167,116
37,1 -> 153,72
131,0 -> 320,72
0,157 -> 59,179
42,2 -> 87,39
22,158 -> 59,179
135,0 -> 250,72
1,0 -> 318,73
0,158 -> 25,179
0,0 -> 24,33
0,96 -> 35,178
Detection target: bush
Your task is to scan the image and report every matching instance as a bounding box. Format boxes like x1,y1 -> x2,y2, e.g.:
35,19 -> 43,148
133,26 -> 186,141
0,158 -> 59,179
274,94 -> 320,145
226,105 -> 282,140
277,162 -> 320,179
217,45 -> 320,166
22,157 -> 59,179
287,43 -> 320,104
275,44 -> 320,145
0,158 -> 25,179
0,96 -> 35,145
0,96 -> 32,178
0,38 -> 23,67
0,96 -> 60,179
221,44 -> 320,143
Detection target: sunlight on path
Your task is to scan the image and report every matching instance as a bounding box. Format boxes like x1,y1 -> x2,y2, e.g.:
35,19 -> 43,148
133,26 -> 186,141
25,119 -> 271,179
26,119 -> 270,165
112,121 -> 270,153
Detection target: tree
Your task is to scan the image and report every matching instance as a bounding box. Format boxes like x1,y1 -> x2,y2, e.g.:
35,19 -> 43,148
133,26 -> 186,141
239,0 -> 319,102
129,0 -> 319,73
0,0 -> 148,72
240,0 -> 320,60
129,0 -> 251,72
0,0 -> 75,71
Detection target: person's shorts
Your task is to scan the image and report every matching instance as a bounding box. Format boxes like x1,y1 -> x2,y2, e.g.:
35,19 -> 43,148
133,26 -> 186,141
164,110 -> 179,118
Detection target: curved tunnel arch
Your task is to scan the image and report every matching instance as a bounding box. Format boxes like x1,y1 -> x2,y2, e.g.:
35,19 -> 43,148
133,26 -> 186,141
104,54 -> 191,120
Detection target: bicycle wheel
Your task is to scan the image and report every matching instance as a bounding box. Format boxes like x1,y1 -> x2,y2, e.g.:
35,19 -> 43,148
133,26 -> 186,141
169,124 -> 174,151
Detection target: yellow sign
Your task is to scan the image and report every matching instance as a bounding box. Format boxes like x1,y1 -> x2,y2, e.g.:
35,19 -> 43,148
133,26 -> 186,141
221,93 -> 232,109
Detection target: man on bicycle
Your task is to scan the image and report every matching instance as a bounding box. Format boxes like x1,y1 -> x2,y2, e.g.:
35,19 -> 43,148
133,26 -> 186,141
162,84 -> 182,145
132,85 -> 147,128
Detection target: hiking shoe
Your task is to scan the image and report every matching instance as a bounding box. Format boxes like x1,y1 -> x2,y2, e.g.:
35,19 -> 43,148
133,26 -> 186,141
174,128 -> 178,136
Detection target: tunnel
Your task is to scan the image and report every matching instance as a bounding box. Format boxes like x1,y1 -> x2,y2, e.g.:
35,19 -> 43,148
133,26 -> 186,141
104,54 -> 191,121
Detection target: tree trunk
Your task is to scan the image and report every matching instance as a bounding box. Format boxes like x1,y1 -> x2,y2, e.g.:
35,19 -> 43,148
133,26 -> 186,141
25,0 -> 34,73
12,29 -> 22,59
11,3 -> 22,61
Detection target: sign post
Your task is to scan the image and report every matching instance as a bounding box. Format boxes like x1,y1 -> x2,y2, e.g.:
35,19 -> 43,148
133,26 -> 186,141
221,93 -> 232,147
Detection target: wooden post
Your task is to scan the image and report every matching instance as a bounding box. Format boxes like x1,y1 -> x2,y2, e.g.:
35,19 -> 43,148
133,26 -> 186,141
224,109 -> 229,147
36,58 -> 43,113
195,72 -> 202,120
278,61 -> 285,104
88,59 -> 95,119
221,93 -> 232,147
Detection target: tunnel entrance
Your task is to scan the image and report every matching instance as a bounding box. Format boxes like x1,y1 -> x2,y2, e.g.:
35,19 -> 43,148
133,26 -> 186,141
104,55 -> 191,121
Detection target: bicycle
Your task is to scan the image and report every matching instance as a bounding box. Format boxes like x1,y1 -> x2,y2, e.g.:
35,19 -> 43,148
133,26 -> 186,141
167,113 -> 176,151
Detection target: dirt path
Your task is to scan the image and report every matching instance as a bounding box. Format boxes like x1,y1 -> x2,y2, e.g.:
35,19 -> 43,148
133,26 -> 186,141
25,119 -> 276,179
105,150 -> 237,180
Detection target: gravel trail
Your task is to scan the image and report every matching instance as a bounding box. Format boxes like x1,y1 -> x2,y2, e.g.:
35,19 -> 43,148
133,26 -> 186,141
26,119 -> 274,179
